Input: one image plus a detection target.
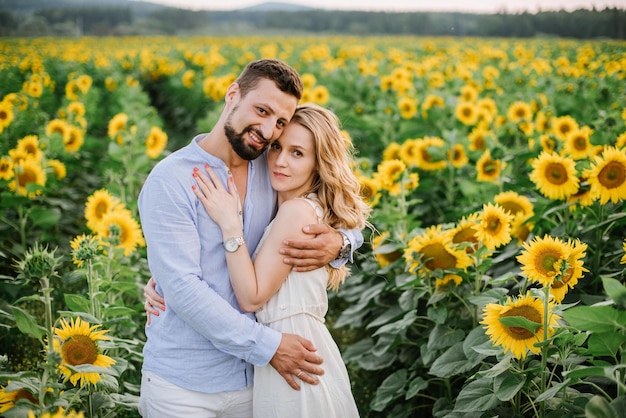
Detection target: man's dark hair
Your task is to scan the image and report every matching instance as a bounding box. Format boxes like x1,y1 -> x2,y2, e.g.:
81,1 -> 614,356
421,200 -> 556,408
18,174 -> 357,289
236,59 -> 303,101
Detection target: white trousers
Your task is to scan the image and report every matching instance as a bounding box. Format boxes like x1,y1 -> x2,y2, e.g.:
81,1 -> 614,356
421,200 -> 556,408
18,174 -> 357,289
139,370 -> 253,418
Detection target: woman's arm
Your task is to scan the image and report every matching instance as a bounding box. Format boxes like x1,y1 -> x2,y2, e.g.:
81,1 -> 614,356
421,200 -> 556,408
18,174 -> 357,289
193,167 -> 318,312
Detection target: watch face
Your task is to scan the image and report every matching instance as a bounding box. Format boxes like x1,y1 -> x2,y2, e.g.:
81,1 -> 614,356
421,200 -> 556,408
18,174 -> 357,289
224,237 -> 244,252
224,238 -> 239,252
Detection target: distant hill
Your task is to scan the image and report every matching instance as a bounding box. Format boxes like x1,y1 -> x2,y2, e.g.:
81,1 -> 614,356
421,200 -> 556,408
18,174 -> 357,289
0,0 -> 315,14
239,2 -> 316,12
0,0 -> 170,17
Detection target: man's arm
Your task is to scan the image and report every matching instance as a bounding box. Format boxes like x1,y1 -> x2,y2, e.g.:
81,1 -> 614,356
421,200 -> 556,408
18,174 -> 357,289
280,224 -> 364,272
139,172 -> 280,365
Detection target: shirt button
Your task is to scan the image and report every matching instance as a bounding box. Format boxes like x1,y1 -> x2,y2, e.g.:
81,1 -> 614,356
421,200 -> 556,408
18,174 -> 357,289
280,305 -> 286,310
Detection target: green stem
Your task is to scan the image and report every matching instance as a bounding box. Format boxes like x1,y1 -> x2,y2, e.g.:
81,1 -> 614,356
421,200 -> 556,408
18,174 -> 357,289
87,259 -> 98,319
40,275 -> 55,407
540,284 -> 551,416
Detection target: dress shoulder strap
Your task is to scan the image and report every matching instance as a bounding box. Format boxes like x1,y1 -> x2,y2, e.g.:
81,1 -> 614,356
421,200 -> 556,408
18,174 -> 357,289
297,193 -> 324,224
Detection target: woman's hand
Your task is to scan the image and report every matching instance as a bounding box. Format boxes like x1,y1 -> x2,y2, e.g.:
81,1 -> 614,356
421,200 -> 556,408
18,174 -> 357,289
144,276 -> 165,326
192,165 -> 242,234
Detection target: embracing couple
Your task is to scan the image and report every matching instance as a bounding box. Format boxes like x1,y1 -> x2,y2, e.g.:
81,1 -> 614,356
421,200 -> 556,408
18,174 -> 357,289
138,58 -> 370,417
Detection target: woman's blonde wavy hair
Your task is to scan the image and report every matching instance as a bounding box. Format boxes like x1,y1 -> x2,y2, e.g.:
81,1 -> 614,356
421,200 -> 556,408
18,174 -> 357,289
291,103 -> 372,290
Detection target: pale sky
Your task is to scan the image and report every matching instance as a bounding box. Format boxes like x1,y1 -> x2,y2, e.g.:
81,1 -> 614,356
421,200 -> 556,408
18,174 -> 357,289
144,0 -> 626,13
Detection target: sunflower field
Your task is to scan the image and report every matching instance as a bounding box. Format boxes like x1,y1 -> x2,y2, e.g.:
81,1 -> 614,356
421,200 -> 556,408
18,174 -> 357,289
1,35 -> 626,417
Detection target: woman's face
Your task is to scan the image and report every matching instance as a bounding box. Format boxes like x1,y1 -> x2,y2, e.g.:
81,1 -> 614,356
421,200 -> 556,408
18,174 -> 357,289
267,121 -> 317,202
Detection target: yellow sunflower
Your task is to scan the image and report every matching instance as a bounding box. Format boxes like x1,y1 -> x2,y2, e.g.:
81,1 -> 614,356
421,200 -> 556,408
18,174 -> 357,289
67,101 -> 86,117
493,191 -> 534,220
421,94 -> 444,116
459,85 -> 479,102
481,292 -> 559,360
47,159 -> 67,180
28,407 -> 85,418
398,96 -> 418,120
621,240 -> 626,264
383,142 -> 402,161
84,189 -> 121,232
415,136 -> 447,171
0,156 -> 14,181
105,76 -> 118,91
24,79 -> 43,98
182,69 -> 195,88
1,385 -> 38,413
529,151 -> 579,200
16,135 -> 43,162
0,100 -> 15,129
312,85 -> 330,105
448,144 -> 469,168
616,131 -> 626,149
476,150 -> 505,182
9,159 -> 46,197
507,100 -> 533,123
563,126 -> 594,160
539,134 -> 557,153
45,118 -> 70,140
145,126 -> 168,159
516,235 -> 571,287
374,159 -> 406,190
468,127 -> 492,152
476,202 -> 513,251
450,213 -> 480,254
435,274 -> 463,291
404,228 -> 473,275
586,146 -> 626,204
399,138 -> 420,166
301,73 -> 316,88
510,215 -> 534,244
550,239 -> 588,302
455,101 -> 479,126
358,176 -> 381,207
372,231 -> 402,268
97,208 -> 146,256
65,80 -> 79,101
75,75 -> 93,94
107,113 -> 128,141
52,317 -> 115,387
551,115 -> 579,141
64,125 -> 84,153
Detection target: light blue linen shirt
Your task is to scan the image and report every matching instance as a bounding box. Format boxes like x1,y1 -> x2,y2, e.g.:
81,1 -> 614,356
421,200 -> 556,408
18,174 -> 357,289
138,134 -> 363,394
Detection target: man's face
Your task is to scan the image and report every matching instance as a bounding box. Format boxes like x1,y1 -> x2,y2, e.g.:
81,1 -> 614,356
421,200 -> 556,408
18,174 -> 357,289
223,79 -> 298,161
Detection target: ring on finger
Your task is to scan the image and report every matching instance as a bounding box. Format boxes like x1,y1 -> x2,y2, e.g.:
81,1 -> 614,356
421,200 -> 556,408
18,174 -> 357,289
296,370 -> 303,378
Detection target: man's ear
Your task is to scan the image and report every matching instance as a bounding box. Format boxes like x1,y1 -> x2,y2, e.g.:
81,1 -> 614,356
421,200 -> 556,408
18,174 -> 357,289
225,82 -> 240,103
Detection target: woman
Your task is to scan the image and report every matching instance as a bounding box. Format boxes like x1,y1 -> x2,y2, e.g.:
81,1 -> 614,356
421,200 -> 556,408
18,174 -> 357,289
150,103 -> 370,417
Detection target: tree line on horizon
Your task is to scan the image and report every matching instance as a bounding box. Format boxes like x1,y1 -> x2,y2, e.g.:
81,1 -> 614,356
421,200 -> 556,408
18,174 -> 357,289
0,4 -> 624,38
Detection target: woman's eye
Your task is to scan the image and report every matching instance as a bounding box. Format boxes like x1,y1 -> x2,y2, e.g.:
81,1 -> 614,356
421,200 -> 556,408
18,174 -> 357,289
269,143 -> 280,150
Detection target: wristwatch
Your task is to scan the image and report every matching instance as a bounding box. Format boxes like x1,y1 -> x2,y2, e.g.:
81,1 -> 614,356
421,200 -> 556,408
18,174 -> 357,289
337,233 -> 351,260
223,236 -> 245,253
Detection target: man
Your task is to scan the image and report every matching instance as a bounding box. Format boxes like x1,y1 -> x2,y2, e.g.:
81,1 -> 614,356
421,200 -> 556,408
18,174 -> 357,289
138,59 -> 361,417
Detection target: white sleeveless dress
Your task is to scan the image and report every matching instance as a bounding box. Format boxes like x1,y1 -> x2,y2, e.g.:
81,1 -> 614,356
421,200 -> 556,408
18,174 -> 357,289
252,195 -> 360,418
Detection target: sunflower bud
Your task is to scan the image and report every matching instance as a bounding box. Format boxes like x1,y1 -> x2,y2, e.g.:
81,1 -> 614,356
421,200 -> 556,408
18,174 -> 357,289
70,234 -> 99,267
14,243 -> 62,283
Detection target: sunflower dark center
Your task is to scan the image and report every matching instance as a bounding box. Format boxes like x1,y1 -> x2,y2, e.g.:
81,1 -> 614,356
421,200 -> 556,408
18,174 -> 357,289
598,161 -> 625,189
546,163 -> 568,184
61,335 -> 98,366
422,243 -> 457,270
501,305 -> 541,340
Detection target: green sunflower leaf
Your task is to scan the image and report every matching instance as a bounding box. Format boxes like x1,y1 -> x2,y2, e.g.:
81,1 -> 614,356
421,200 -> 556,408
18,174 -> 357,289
497,315 -> 542,333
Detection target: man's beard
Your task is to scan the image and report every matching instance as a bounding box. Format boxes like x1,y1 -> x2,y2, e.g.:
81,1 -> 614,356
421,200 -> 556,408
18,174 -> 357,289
224,118 -> 267,161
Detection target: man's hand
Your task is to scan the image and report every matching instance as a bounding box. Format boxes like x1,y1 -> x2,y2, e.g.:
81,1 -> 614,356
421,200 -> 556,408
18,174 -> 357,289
270,333 -> 324,390
280,224 -> 342,272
